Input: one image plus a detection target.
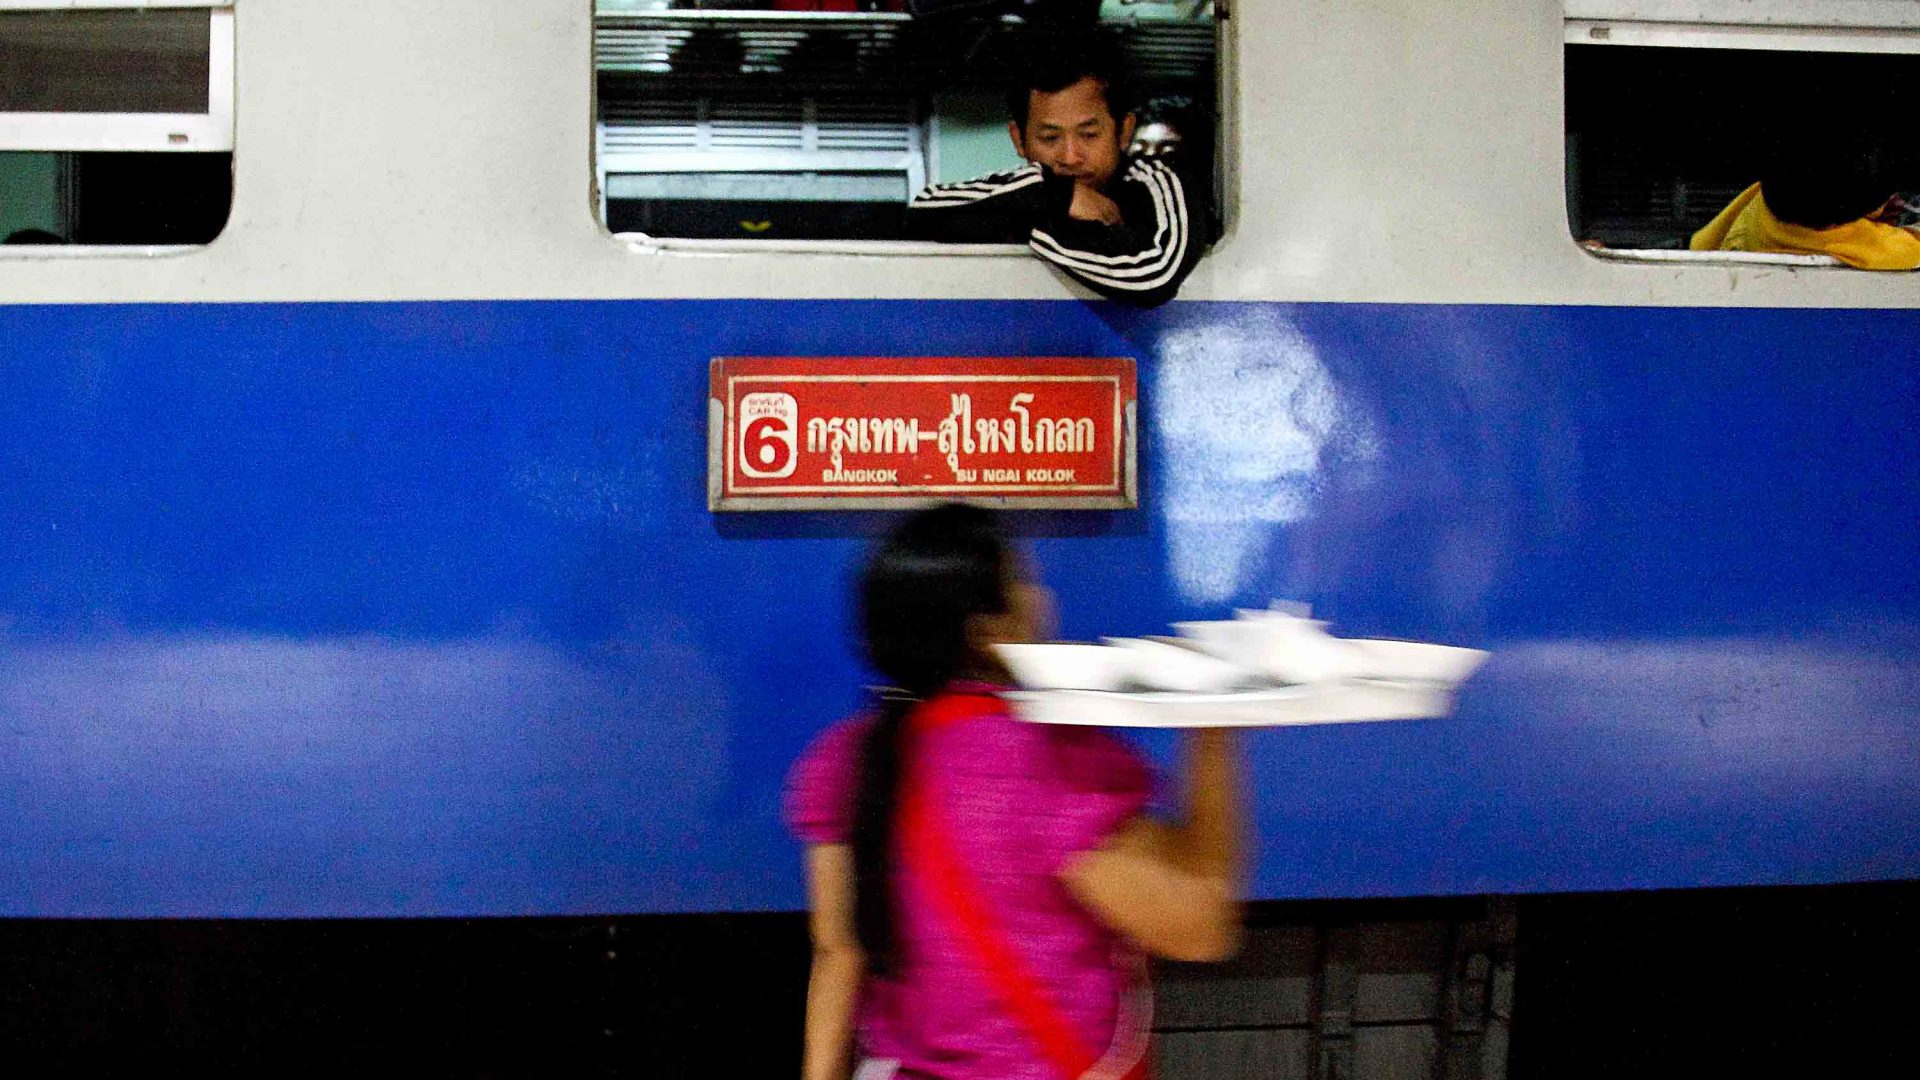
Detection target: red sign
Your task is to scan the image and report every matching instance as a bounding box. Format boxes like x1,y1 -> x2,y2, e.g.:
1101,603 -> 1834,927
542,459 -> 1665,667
708,357 -> 1138,511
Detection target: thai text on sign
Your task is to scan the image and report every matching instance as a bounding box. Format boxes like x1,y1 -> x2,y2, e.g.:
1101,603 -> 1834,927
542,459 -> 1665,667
708,357 -> 1138,510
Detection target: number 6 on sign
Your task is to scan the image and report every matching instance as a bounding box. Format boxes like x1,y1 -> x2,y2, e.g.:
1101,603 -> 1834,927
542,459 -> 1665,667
738,393 -> 797,479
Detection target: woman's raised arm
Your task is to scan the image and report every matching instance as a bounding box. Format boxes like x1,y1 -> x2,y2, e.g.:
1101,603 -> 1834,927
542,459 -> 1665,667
1057,729 -> 1243,962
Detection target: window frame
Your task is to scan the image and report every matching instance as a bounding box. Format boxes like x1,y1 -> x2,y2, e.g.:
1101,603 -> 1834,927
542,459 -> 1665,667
1565,4 -> 1920,269
0,1 -> 235,154
591,0 -> 1225,257
1565,0 -> 1920,53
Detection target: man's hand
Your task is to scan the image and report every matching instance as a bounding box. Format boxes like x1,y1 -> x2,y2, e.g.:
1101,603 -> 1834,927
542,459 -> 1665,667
1068,182 -> 1123,226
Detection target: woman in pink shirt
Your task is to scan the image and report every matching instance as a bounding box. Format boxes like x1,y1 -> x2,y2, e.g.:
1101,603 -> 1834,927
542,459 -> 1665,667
786,503 -> 1243,1080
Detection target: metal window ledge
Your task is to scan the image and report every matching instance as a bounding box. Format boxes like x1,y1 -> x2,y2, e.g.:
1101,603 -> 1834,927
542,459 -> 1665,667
613,233 -> 1028,257
1584,247 -> 1848,268
1564,0 -> 1920,31
1566,19 -> 1920,53
0,243 -> 205,258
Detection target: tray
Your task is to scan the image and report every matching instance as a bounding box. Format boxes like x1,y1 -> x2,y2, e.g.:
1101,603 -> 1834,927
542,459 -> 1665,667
1004,678 -> 1460,728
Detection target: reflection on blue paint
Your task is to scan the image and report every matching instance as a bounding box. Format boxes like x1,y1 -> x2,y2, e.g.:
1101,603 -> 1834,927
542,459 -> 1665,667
1151,306 -> 1377,603
0,300 -> 1918,916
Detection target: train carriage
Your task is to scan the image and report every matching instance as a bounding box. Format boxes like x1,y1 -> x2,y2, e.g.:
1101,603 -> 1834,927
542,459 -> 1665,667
1,0 -> 1916,1074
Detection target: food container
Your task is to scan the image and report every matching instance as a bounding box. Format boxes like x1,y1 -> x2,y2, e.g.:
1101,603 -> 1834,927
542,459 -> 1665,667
1343,639 -> 1489,684
993,643 -> 1139,692
1100,636 -> 1254,694
1171,615 -> 1363,684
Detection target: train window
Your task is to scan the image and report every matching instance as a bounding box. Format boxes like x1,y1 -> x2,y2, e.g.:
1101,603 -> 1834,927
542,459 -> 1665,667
0,2 -> 234,247
1565,3 -> 1920,267
593,0 -> 1220,249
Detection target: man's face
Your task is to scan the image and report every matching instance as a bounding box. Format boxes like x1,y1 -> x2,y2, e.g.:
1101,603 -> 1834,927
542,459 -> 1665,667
1009,76 -> 1136,189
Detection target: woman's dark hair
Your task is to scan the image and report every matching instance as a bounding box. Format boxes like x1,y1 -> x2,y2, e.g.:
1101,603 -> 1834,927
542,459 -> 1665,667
851,502 -> 1012,975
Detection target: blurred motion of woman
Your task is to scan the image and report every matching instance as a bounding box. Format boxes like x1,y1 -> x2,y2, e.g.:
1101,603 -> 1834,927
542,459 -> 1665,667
786,503 -> 1243,1080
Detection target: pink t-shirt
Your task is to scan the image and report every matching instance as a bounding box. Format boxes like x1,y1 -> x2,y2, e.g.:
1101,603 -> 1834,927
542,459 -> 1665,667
785,688 -> 1154,1080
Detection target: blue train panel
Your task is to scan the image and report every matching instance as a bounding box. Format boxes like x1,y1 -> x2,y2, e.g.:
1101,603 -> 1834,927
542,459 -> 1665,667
1,299 -> 1916,916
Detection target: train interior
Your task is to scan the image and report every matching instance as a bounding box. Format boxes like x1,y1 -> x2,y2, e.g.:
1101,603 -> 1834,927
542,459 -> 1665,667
1566,43 -> 1920,252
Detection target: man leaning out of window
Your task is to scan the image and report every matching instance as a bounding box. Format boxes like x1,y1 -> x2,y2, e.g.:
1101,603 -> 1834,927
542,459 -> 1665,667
907,33 -> 1210,308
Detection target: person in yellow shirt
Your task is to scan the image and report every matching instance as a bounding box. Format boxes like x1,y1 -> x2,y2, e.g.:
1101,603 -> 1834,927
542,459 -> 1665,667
1691,155 -> 1920,270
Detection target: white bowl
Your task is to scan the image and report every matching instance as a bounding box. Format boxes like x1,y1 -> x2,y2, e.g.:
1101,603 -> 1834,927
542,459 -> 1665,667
993,643 -> 1139,691
1235,601 -> 1313,620
1169,619 -> 1263,664
1173,616 -> 1362,685
1344,639 -> 1488,684
1101,637 -> 1253,694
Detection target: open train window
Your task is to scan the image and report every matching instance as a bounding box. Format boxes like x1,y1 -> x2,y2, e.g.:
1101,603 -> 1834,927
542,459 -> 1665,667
592,0 -> 1219,248
0,1 -> 234,247
1565,1 -> 1920,268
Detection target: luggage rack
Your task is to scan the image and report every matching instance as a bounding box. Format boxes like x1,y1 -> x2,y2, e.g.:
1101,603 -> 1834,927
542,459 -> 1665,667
593,6 -> 1216,89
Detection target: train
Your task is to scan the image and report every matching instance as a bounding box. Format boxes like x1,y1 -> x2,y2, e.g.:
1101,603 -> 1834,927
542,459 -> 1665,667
1,0 -> 1916,932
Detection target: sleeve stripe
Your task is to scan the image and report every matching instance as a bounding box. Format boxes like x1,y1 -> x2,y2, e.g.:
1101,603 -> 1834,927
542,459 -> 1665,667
912,180 -> 1041,207
941,172 -> 1037,194
1089,165 -> 1187,287
1029,166 -> 1176,273
1027,163 -> 1189,290
910,166 -> 1043,209
920,177 -> 1033,200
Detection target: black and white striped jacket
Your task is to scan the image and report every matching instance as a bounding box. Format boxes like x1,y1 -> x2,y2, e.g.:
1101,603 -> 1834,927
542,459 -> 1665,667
906,158 -> 1205,308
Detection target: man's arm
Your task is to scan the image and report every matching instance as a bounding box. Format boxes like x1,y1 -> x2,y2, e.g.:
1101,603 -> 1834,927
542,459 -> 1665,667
906,163 -> 1075,244
1027,158 -> 1204,308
